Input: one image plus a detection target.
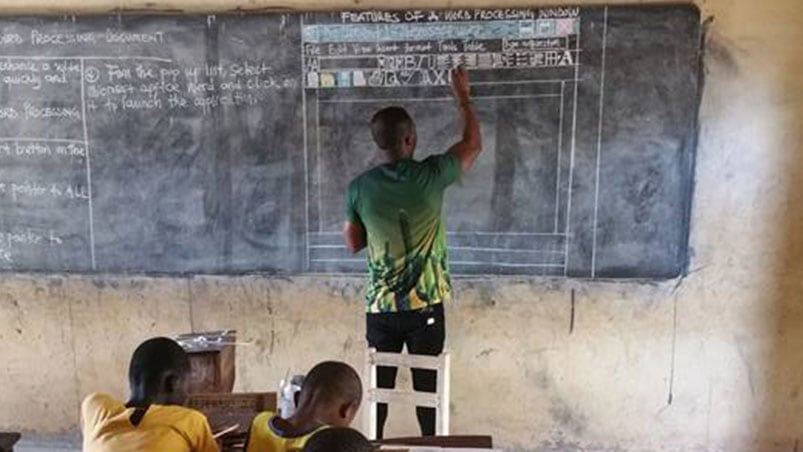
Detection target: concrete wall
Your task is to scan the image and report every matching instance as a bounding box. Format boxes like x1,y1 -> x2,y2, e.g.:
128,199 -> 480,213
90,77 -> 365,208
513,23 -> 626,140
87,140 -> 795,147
1,0 -> 802,450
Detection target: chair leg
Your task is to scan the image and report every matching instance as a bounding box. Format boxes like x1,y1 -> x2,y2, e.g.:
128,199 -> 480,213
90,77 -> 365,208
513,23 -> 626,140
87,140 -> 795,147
365,348 -> 379,440
436,353 -> 451,435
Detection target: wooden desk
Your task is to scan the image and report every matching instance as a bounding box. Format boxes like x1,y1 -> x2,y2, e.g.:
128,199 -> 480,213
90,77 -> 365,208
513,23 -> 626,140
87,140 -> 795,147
379,449 -> 500,452
378,436 -> 493,448
187,392 -> 277,452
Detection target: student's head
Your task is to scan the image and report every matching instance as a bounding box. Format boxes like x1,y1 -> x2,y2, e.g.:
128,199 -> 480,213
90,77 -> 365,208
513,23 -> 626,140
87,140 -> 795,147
370,107 -> 417,160
302,427 -> 374,452
297,361 -> 362,427
127,337 -> 191,406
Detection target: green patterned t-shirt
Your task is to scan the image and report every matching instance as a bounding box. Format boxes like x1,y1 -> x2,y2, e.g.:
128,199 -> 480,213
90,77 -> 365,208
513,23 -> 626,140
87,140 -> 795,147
346,152 -> 461,313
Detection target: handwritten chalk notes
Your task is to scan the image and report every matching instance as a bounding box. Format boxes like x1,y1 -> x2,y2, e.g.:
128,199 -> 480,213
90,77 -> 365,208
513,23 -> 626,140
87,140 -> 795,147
0,7 -> 701,277
0,51 -> 92,269
0,14 -> 306,272
84,61 -> 298,116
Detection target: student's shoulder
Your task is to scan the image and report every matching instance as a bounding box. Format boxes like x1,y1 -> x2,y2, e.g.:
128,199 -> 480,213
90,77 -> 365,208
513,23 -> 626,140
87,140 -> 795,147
254,410 -> 276,419
152,405 -> 214,436
249,410 -> 276,428
81,393 -> 123,414
157,404 -> 209,423
152,406 -> 217,449
82,392 -> 117,405
81,393 -> 125,426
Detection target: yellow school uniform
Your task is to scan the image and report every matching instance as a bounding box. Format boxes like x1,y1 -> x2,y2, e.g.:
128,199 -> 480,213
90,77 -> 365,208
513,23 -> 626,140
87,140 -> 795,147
81,393 -> 219,452
245,411 -> 326,452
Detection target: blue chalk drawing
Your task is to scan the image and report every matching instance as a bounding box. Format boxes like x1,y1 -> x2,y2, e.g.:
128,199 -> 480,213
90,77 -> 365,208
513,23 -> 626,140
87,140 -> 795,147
337,71 -> 352,87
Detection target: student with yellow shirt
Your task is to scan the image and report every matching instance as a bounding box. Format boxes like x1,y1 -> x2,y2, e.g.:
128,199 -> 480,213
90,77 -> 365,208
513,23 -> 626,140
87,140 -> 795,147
245,361 -> 362,452
81,337 -> 218,452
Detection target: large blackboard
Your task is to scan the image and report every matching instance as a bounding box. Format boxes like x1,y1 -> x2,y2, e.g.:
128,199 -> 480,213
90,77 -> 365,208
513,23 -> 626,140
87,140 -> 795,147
0,4 -> 702,278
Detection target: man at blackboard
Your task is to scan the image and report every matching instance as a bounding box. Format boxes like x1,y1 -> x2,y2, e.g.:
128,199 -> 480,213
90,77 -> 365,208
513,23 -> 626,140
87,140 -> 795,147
342,67 -> 482,437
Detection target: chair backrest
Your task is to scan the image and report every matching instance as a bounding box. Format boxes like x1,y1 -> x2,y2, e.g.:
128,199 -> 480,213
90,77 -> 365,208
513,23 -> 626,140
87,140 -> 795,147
377,435 -> 493,448
364,349 -> 451,438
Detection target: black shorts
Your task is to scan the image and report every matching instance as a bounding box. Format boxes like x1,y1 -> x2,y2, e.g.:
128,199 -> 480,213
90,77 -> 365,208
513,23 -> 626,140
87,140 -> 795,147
366,303 -> 445,357
366,303 -> 445,391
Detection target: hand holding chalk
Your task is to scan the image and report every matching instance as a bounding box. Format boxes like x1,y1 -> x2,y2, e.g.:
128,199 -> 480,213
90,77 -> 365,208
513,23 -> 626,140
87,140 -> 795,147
451,66 -> 471,103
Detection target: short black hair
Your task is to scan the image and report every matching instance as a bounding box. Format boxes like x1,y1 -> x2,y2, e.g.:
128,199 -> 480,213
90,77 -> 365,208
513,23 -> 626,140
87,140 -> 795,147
370,107 -> 414,151
298,361 -> 362,407
128,337 -> 190,395
302,428 -> 374,452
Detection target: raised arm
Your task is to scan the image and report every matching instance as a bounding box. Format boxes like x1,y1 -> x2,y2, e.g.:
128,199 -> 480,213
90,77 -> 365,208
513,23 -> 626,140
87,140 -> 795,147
447,66 -> 482,173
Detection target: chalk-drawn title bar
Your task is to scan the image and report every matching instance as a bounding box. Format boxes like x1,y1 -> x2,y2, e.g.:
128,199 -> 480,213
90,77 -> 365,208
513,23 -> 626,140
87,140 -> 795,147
303,19 -> 579,44
328,8 -> 579,24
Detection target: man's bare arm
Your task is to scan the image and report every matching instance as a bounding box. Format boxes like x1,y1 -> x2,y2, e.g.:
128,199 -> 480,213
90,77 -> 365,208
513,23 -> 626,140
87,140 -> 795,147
448,66 -> 482,173
343,221 -> 367,254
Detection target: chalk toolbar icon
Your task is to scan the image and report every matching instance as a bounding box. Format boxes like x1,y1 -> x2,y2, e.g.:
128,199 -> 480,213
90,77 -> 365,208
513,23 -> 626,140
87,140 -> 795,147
337,71 -> 352,87
519,20 -> 535,38
320,73 -> 336,88
307,71 -> 319,88
352,71 -> 367,86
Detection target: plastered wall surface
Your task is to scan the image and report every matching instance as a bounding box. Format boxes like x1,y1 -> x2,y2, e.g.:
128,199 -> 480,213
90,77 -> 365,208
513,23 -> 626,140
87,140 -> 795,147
1,0 -> 802,451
